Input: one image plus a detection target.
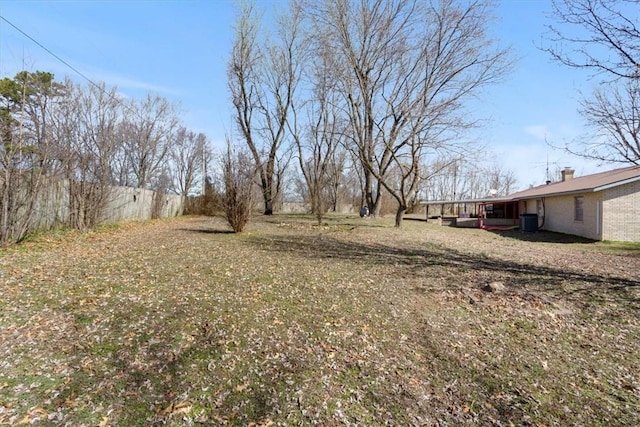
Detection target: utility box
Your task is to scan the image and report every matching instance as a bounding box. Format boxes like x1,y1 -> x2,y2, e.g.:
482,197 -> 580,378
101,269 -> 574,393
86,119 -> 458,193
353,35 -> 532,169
520,213 -> 538,232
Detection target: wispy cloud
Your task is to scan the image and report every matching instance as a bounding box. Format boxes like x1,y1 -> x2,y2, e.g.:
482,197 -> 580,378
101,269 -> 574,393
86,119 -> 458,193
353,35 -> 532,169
1,4 -> 182,97
524,125 -> 550,141
83,68 -> 184,96
1,54 -> 183,96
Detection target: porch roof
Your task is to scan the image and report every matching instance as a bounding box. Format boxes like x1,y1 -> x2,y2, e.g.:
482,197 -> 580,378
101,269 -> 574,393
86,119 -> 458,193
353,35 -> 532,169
419,197 -> 513,205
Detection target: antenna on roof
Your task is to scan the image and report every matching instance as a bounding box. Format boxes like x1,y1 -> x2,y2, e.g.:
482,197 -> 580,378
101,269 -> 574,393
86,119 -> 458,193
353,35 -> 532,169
546,154 -> 550,184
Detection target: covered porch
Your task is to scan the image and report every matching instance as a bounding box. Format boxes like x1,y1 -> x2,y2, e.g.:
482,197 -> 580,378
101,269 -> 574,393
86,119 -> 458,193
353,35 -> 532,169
420,199 -> 520,229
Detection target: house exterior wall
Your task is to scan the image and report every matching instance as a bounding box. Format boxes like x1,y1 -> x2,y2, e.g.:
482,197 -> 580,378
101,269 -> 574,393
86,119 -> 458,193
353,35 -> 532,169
602,181 -> 640,242
518,182 -> 640,241
522,193 -> 602,240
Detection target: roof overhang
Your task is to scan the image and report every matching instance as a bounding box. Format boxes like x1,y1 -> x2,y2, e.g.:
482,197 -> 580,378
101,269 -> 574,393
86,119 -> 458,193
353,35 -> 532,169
419,169 -> 640,205
510,189 -> 595,200
509,174 -> 640,199
594,175 -> 640,192
419,197 -> 514,205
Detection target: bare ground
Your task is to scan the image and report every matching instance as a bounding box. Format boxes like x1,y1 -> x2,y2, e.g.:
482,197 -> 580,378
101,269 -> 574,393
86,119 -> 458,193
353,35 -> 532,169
0,215 -> 638,426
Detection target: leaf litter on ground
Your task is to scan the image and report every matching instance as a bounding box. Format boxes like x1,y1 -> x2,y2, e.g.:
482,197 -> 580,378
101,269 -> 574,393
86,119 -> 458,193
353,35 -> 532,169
0,214 -> 638,425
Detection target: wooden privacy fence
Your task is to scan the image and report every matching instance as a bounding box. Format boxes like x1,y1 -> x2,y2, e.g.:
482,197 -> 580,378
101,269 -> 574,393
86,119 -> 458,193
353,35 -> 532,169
12,178 -> 184,232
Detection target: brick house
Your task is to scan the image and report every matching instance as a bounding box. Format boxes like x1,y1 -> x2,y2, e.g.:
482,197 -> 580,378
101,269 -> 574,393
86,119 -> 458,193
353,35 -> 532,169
509,165 -> 640,242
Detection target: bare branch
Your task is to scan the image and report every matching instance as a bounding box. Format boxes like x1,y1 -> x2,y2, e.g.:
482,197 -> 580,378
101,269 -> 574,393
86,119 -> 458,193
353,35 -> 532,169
543,0 -> 640,80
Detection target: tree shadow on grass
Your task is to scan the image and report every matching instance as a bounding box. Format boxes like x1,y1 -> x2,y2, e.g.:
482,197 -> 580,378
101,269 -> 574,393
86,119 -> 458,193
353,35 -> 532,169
404,216 -> 428,222
55,301 -> 297,425
414,331 -> 533,425
245,233 -> 640,307
178,228 -> 235,234
260,214 -> 392,229
487,229 -> 597,244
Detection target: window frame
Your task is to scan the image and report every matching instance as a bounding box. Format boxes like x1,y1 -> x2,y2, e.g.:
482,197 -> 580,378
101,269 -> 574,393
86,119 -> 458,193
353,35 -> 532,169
574,196 -> 584,222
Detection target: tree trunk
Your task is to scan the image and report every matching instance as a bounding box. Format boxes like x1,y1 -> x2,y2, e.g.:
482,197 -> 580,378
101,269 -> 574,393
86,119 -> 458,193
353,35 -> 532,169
365,175 -> 374,213
369,181 -> 382,217
313,191 -> 323,225
260,175 -> 274,215
371,192 -> 382,217
0,168 -> 10,245
364,171 -> 382,217
395,204 -> 406,228
264,198 -> 273,215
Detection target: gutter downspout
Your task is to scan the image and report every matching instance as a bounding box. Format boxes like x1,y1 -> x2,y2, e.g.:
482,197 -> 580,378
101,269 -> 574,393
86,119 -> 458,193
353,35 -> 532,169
539,198 -> 546,230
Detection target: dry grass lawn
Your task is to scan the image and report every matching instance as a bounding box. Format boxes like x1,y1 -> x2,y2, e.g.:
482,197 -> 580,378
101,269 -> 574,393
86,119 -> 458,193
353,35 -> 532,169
0,214 -> 639,426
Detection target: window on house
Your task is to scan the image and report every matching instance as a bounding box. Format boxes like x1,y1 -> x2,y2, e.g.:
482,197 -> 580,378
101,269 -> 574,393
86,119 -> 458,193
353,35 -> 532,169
574,196 -> 584,221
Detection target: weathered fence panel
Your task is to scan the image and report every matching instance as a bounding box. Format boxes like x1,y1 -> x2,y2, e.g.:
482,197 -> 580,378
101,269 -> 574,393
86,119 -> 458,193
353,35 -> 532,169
6,178 -> 184,233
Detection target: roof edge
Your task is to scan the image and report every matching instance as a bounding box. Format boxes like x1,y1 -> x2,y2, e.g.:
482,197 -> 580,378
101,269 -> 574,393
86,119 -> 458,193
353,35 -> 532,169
593,175 -> 640,192
419,197 -> 513,205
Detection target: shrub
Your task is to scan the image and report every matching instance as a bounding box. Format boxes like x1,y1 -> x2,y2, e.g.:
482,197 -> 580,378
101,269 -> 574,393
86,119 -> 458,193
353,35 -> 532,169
221,143 -> 256,232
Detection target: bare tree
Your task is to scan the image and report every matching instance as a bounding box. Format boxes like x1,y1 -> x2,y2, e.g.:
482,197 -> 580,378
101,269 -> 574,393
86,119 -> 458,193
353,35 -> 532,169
169,127 -> 208,197
221,140 -> 256,232
290,37 -> 345,224
485,162 -> 517,196
422,157 -> 456,203
122,94 -> 180,189
0,71 -> 64,244
55,80 -> 123,230
544,0 -> 640,80
305,0 -> 511,226
291,145 -> 356,213
422,155 -> 517,206
151,170 -> 172,219
228,0 -> 302,215
544,0 -> 640,164
577,79 -> 640,164
325,146 -> 351,212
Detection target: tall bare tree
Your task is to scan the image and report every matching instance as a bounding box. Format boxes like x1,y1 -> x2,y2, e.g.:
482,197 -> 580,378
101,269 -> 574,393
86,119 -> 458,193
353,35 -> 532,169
54,80 -> 123,230
290,35 -> 345,223
325,146 -> 352,212
228,1 -> 302,215
544,0 -> 640,164
304,0 -> 511,226
169,126 -> 208,197
122,94 -> 179,189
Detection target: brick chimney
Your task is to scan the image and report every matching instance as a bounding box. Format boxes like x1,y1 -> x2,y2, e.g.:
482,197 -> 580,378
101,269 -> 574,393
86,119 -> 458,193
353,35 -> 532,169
561,167 -> 575,181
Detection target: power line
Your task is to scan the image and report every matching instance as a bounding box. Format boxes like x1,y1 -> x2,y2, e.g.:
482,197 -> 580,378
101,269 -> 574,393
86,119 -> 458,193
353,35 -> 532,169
0,14 -> 101,92
0,14 -> 147,121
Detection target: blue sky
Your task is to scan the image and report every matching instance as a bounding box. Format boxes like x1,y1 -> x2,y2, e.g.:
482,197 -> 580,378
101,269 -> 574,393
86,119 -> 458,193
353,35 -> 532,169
0,0 -> 609,190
